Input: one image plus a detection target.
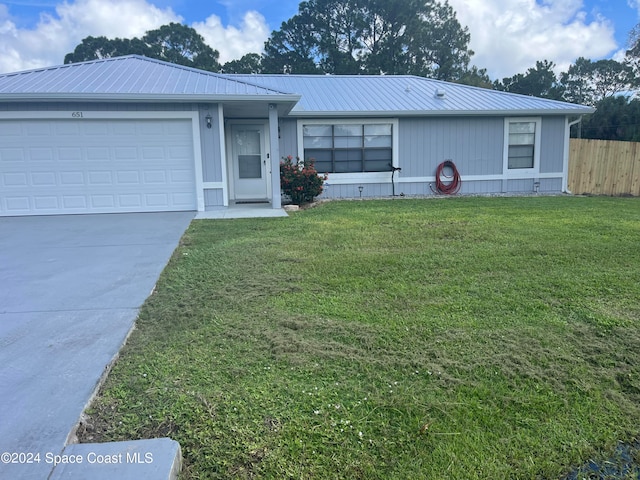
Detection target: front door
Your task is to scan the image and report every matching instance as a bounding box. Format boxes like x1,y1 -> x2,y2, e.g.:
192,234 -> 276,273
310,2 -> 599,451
229,124 -> 270,202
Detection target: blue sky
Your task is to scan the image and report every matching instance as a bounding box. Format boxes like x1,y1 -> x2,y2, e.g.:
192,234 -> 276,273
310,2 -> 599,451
0,0 -> 637,78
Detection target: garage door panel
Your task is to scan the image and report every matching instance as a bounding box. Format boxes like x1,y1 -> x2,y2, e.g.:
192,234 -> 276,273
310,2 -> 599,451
0,118 -> 196,216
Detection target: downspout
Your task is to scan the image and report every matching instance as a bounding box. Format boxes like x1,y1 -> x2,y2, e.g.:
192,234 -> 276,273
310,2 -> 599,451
563,115 -> 584,194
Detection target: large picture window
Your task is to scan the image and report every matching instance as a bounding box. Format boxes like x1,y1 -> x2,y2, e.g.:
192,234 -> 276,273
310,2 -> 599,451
303,123 -> 393,173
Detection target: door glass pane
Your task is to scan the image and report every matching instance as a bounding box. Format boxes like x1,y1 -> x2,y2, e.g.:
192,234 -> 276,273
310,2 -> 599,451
234,130 -> 260,155
239,155 -> 262,178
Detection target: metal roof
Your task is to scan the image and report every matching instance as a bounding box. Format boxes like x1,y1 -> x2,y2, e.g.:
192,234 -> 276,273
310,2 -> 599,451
0,55 -> 299,103
227,74 -> 594,116
0,55 -> 593,116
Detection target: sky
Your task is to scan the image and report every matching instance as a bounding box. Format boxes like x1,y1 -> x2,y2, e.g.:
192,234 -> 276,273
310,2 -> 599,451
0,0 -> 637,80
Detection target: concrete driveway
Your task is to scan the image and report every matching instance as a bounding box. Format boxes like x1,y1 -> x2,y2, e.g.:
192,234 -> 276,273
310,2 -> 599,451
0,212 -> 193,479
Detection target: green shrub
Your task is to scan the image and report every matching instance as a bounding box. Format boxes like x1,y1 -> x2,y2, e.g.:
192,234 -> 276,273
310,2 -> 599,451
280,155 -> 328,205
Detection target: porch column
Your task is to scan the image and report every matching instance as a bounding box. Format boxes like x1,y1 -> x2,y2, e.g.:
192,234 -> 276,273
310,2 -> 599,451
268,104 -> 281,209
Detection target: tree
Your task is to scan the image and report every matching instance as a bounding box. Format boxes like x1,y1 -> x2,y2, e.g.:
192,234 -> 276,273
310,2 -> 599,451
560,57 -> 637,106
261,0 -> 474,81
455,65 -> 493,89
581,96 -> 640,142
262,15 -> 322,74
222,53 -> 263,73
494,60 -> 564,99
141,23 -> 220,71
64,36 -> 150,63
64,23 -> 221,72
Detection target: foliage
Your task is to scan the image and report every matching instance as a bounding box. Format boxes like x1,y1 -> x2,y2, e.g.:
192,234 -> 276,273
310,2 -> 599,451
141,23 -> 220,71
581,96 -> 640,141
63,36 -> 150,64
78,197 -> 640,479
221,53 -> 263,73
262,0 -> 476,81
64,23 -> 221,72
560,57 -> 638,107
280,155 -> 327,205
494,60 -> 564,99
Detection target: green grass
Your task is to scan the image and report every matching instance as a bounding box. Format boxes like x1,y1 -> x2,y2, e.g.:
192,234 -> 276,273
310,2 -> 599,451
80,196 -> 640,479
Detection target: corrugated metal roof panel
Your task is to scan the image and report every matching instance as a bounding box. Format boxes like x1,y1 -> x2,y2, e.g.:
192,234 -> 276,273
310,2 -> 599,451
226,74 -> 594,116
0,55 -> 291,97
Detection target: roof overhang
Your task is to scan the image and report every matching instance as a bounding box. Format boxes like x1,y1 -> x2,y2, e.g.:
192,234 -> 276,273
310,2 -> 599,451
0,93 -> 302,116
288,107 -> 596,118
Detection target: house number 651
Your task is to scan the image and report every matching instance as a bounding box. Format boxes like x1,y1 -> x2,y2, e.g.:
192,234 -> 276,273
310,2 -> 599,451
71,112 -> 84,118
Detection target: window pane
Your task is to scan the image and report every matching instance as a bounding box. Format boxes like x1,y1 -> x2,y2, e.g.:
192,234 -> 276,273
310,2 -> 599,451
303,136 -> 332,148
334,136 -> 363,148
304,149 -> 332,162
334,149 -> 362,172
508,145 -> 534,169
334,161 -> 362,173
509,133 -> 535,145
304,125 -> 332,137
305,149 -> 332,173
238,155 -> 262,178
364,149 -> 392,172
365,135 -> 392,147
314,161 -> 332,173
335,150 -> 363,162
334,125 -> 362,136
364,124 -> 392,136
509,122 -> 535,134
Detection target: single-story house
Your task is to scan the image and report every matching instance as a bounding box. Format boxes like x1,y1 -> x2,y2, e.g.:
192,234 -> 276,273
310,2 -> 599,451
0,55 -> 594,216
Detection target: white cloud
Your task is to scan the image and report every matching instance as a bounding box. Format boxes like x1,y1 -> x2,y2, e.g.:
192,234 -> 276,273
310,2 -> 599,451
449,0 -> 618,79
0,0 -> 271,74
0,0 -> 180,73
192,10 -> 269,64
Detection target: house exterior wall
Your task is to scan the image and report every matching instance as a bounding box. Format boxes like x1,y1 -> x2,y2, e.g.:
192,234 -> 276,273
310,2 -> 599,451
278,118 -> 298,159
285,114 -> 569,199
540,116 -> 565,174
398,117 -> 504,177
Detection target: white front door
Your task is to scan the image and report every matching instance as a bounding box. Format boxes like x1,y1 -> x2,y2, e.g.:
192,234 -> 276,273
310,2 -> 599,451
229,124 -> 270,202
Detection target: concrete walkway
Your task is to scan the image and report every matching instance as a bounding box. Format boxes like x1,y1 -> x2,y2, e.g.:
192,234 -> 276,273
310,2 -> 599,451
194,204 -> 289,219
0,212 -> 193,480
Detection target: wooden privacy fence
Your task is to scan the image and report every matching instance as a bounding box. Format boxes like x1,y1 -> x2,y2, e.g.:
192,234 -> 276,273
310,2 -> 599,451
569,138 -> 640,196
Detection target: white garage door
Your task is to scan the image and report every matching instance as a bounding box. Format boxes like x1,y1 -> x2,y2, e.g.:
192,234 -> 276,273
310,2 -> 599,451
0,118 -> 197,216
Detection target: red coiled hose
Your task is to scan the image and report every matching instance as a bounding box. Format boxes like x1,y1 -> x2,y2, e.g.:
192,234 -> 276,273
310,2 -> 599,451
435,160 -> 461,195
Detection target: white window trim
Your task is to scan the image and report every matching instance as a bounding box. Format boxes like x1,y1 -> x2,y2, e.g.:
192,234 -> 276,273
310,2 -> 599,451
503,117 -> 541,176
297,118 -> 400,184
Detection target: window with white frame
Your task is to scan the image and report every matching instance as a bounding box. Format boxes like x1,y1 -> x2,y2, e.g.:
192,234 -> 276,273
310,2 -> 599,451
303,123 -> 393,173
506,118 -> 540,170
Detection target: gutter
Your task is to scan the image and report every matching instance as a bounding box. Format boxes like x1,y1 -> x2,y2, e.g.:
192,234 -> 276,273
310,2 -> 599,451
563,115 -> 585,194
288,108 -> 596,118
0,93 -> 302,104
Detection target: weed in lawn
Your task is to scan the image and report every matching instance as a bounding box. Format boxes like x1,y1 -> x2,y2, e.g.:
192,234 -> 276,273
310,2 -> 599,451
79,197 -> 640,479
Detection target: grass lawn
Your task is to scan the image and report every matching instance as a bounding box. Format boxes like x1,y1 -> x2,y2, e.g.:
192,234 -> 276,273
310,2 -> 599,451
79,196 -> 640,479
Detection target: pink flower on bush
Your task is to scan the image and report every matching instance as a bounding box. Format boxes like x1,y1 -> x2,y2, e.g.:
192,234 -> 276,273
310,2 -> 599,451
280,156 -> 328,205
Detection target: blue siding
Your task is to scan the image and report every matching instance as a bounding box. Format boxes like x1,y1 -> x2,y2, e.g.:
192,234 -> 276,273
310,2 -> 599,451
199,104 -> 223,182
540,117 -> 565,173
204,188 -> 224,207
278,118 -> 298,159
399,117 -> 504,177
320,183 -> 393,199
